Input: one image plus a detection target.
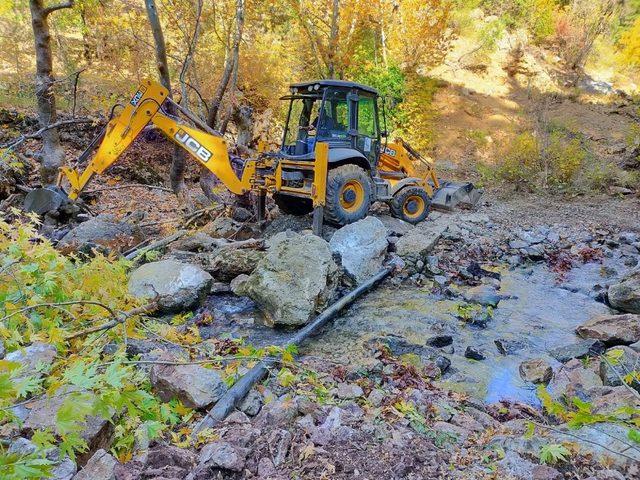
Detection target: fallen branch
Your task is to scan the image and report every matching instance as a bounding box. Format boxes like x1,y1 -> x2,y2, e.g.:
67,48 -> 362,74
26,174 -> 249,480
215,238 -> 264,250
84,183 -> 173,194
124,230 -> 187,260
0,118 -> 95,150
65,302 -> 156,340
0,300 -> 118,325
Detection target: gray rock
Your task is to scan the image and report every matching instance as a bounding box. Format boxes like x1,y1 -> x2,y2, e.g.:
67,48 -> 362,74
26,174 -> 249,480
268,429 -> 292,466
329,216 -> 388,284
8,437 -> 37,456
367,389 -> 385,407
207,248 -> 265,282
496,450 -> 537,480
599,346 -> 640,390
235,234 -> 339,326
426,335 -> 453,348
128,259 -> 212,313
576,313 -> 640,345
150,360 -> 227,409
532,465 -> 562,480
464,346 -> 486,360
59,214 -> 135,252
395,222 -> 447,262
10,440 -> 78,480
239,389 -> 263,416
336,382 -> 364,399
22,390 -> 114,465
548,358 -> 603,401
202,215 -> 256,240
0,341 -> 5,359
548,339 -> 606,363
463,284 -> 500,307
630,340 -> 640,353
5,342 -> 57,381
608,269 -> 640,313
376,214 -> 415,236
551,423 -> 640,467
198,441 -> 247,472
72,449 -> 117,480
519,358 -> 552,384
52,457 -> 77,480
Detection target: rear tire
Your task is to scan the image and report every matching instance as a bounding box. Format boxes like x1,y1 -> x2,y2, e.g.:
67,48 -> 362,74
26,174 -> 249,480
273,193 -> 314,215
324,164 -> 372,226
390,186 -> 431,224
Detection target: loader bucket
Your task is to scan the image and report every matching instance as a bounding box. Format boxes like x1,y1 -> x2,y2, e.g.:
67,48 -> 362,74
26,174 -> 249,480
430,181 -> 482,212
23,186 -> 70,215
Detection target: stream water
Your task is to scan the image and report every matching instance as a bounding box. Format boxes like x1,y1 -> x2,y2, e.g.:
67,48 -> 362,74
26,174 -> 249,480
198,255 -> 632,405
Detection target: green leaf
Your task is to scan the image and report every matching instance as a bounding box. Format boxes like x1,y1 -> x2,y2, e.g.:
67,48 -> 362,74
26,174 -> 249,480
56,393 -> 93,435
629,429 -> 640,444
539,443 -> 570,465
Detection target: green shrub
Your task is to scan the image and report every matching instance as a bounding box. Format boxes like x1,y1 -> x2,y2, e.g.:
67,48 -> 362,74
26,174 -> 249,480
492,131 -> 541,189
546,131 -> 586,185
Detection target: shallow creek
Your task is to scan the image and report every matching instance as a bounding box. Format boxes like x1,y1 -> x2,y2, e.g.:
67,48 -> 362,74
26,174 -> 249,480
199,256 -> 632,405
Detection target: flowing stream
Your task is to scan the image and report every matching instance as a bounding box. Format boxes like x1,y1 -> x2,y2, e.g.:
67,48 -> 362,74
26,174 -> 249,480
198,255 -> 632,405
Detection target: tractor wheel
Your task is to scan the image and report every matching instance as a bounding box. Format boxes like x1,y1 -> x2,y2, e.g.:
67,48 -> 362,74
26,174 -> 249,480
273,193 -> 314,215
324,164 -> 372,226
390,186 -> 431,224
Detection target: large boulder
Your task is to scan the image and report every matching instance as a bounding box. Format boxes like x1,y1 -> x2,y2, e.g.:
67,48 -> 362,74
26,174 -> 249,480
576,313 -> 640,346
235,234 -> 339,326
207,248 -> 265,282
128,259 -> 212,313
150,360 -> 227,409
395,222 -> 447,263
608,269 -> 640,313
329,216 -> 388,284
58,214 -> 136,252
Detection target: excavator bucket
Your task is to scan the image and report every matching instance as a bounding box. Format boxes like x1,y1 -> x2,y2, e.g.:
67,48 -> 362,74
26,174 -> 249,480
430,181 -> 482,211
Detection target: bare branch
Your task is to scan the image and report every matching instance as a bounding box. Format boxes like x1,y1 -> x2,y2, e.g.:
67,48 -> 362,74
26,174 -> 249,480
43,0 -> 74,16
1,117 -> 95,150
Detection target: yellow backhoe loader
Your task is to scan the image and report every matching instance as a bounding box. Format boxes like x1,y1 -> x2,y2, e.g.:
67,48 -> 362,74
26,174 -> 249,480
24,79 -> 480,231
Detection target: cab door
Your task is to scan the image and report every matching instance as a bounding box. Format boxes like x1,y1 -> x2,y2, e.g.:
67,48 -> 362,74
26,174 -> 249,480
354,94 -> 380,167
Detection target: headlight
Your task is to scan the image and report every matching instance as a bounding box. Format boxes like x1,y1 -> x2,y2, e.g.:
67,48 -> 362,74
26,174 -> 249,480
314,84 -> 320,90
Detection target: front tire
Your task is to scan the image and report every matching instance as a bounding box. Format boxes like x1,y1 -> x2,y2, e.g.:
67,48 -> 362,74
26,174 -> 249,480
324,164 -> 372,226
390,186 -> 431,224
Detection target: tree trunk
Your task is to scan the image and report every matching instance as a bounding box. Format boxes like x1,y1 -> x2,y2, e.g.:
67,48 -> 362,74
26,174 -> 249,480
28,0 -> 74,185
144,0 -> 188,199
327,0 -> 340,78
201,0 -> 245,201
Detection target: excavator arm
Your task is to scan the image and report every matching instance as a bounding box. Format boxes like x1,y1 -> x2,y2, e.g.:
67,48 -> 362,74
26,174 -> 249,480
59,79 -> 254,200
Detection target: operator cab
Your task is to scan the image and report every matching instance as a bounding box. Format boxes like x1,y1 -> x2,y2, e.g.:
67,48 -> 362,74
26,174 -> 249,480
280,80 -> 381,166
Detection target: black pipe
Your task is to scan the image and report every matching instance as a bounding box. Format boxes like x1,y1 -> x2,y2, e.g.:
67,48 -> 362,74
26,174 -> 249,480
191,266 -> 392,437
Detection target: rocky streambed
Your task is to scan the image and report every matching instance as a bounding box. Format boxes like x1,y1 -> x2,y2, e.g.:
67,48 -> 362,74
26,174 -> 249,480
11,201 -> 639,480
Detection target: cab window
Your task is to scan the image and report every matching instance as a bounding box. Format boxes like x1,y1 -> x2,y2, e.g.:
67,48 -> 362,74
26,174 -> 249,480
357,96 -> 377,137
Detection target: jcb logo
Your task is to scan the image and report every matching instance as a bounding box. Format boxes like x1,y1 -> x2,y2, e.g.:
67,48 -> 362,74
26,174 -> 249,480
384,146 -> 397,157
175,129 -> 212,162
